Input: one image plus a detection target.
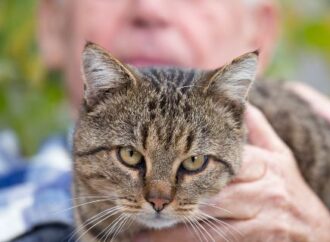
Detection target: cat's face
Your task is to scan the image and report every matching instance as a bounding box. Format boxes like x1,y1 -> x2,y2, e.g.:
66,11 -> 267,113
73,43 -> 258,229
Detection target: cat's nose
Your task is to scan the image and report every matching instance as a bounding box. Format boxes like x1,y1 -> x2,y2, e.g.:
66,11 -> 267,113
145,180 -> 173,212
147,196 -> 170,212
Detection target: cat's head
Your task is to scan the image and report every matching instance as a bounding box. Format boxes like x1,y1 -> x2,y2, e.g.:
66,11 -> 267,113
73,42 -> 258,229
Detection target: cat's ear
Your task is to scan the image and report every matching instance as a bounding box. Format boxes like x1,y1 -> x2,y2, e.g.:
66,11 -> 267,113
82,42 -> 138,107
202,51 -> 258,103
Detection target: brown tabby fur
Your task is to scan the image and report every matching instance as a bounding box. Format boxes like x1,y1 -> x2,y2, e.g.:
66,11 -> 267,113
72,43 -> 330,242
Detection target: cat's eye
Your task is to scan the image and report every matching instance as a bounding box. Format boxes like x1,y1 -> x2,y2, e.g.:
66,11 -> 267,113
181,155 -> 208,172
117,147 -> 143,167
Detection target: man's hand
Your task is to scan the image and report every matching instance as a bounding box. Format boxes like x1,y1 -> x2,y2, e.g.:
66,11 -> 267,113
134,104 -> 330,242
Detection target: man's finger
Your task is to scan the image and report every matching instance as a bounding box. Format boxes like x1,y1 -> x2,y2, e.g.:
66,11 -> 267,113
232,145 -> 268,183
200,180 -> 263,219
245,104 -> 288,153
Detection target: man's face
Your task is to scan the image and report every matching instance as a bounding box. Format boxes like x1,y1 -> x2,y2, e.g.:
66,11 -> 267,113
68,0 -> 253,68
44,0 -> 275,109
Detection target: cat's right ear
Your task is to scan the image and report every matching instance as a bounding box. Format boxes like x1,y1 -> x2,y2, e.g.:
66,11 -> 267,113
201,51 -> 258,104
81,42 -> 138,107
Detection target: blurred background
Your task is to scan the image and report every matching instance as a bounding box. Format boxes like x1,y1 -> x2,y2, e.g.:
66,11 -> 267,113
0,0 -> 330,156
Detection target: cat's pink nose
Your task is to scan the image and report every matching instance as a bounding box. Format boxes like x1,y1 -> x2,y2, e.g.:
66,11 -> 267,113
145,180 -> 173,212
147,197 -> 170,212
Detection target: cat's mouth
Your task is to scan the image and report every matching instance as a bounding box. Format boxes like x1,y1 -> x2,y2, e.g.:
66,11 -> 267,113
136,213 -> 178,229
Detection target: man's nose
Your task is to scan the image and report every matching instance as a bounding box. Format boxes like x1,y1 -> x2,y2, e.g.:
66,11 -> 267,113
130,0 -> 170,29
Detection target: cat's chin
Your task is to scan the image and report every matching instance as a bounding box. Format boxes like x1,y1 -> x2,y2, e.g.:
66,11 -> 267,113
136,216 -> 178,229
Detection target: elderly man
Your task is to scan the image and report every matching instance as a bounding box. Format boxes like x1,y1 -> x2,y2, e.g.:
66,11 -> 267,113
1,0 -> 329,241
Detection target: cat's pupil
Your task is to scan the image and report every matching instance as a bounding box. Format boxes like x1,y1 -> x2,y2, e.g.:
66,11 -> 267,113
129,150 -> 134,157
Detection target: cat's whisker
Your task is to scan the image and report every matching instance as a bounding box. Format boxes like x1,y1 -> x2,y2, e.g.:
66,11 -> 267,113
102,213 -> 128,242
118,214 -> 135,234
67,207 -> 112,242
202,218 -> 231,242
198,211 -> 243,239
197,202 -> 233,215
108,215 -> 126,242
193,217 -> 215,242
181,216 -> 190,238
71,190 -> 131,201
75,207 -> 123,242
102,213 -> 126,242
177,84 -> 204,90
97,215 -> 121,242
181,215 -> 198,242
75,211 -> 122,242
52,198 -> 115,215
183,215 -> 204,242
191,216 -> 214,242
188,216 -> 208,242
64,196 -> 117,204
194,213 -> 231,242
200,216 -> 236,242
165,80 -> 181,87
202,214 -> 237,242
70,195 -> 117,200
71,187 -> 130,199
110,214 -> 130,242
69,206 -> 123,242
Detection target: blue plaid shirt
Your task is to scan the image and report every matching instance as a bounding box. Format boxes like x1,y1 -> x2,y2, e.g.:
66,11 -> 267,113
0,130 -> 74,241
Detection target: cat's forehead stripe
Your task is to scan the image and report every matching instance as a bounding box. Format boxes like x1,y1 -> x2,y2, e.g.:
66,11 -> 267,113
185,131 -> 195,153
140,123 -> 149,150
139,67 -> 199,92
135,68 -> 201,154
182,70 -> 197,88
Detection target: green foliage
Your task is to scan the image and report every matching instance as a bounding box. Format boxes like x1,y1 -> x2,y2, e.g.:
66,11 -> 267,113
267,1 -> 330,79
0,0 -> 69,155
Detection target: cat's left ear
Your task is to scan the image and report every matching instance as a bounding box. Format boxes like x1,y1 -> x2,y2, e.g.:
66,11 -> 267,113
82,42 -> 138,107
202,51 -> 259,103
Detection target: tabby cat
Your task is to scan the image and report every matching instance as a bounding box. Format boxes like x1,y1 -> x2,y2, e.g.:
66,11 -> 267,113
73,42 -> 330,242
